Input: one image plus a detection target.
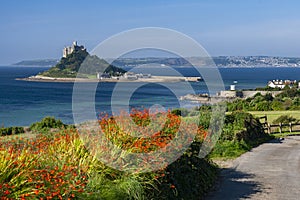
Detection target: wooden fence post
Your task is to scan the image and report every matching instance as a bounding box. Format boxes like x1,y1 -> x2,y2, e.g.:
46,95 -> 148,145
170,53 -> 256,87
279,123 -> 282,134
267,123 -> 271,134
265,115 -> 268,124
289,123 -> 292,133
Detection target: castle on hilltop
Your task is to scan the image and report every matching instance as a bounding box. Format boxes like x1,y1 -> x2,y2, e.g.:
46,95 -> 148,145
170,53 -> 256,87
62,41 -> 85,58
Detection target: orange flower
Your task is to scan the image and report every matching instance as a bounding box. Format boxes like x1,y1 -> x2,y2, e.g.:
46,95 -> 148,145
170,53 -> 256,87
4,190 -> 10,195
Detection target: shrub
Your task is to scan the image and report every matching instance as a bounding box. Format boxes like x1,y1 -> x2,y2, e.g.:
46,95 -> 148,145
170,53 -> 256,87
273,115 -> 299,124
276,87 -> 300,98
211,111 -> 272,158
150,142 -> 218,199
198,111 -> 211,129
221,111 -> 268,142
171,108 -> 189,117
0,126 -> 24,136
29,117 -> 66,132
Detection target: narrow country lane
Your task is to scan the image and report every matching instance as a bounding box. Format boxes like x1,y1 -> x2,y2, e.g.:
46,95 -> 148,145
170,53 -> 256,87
205,136 -> 300,200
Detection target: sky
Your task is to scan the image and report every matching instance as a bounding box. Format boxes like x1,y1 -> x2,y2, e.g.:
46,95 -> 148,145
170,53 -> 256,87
1,0 -> 300,65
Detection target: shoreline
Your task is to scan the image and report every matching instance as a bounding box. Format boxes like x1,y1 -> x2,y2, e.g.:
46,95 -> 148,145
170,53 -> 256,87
16,75 -> 201,83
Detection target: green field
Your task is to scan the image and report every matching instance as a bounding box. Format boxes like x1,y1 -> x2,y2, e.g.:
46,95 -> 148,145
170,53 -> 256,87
249,110 -> 300,123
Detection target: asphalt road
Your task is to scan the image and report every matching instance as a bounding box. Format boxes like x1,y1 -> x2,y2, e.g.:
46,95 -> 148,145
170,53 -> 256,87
205,136 -> 300,200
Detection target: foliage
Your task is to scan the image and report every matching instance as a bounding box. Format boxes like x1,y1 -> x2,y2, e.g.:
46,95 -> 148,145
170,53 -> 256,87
171,108 -> 189,117
151,152 -> 217,199
0,126 -> 24,136
224,111 -> 268,141
80,55 -> 126,76
276,87 -> 300,99
29,116 -> 66,133
255,86 -> 282,91
198,111 -> 211,129
209,139 -> 251,158
210,111 -> 272,158
273,115 -> 299,124
227,87 -> 300,112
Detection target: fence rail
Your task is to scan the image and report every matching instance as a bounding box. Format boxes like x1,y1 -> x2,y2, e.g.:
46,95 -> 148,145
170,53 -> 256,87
264,122 -> 300,134
258,115 -> 300,134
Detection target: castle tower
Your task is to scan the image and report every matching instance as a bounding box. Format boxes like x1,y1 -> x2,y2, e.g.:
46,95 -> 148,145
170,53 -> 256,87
72,41 -> 77,47
63,47 -> 68,58
62,41 -> 83,58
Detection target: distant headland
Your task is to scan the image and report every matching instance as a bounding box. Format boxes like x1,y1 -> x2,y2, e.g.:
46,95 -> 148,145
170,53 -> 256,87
13,59 -> 59,67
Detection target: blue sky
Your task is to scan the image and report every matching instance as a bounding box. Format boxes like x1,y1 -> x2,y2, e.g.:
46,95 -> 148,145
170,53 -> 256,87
1,0 -> 300,64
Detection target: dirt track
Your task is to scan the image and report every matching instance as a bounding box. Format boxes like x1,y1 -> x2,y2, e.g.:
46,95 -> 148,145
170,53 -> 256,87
205,136 -> 300,200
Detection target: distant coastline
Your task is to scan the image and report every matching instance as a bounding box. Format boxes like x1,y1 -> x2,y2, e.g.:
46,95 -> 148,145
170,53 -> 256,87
113,56 -> 300,68
12,56 -> 300,68
13,59 -> 58,67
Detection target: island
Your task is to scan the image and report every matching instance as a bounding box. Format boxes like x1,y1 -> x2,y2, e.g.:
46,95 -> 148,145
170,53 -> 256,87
18,41 -> 202,83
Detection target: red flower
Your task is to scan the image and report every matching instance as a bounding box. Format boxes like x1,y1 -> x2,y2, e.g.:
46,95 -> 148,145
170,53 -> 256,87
4,190 -> 10,195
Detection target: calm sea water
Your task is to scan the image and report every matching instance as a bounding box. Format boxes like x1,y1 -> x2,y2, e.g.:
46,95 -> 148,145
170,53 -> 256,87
1,66 -> 300,127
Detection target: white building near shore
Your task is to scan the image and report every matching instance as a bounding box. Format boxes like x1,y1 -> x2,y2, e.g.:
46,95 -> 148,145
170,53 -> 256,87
267,79 -> 297,89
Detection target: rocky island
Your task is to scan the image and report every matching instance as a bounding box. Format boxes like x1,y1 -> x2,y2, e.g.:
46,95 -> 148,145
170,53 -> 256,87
18,41 -> 202,83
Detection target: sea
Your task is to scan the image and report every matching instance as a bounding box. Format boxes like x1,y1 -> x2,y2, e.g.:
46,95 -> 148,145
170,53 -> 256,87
1,66 -> 300,127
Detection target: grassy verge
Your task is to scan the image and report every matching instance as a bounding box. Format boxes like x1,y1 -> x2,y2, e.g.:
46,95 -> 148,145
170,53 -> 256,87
271,131 -> 300,138
249,110 -> 300,123
209,136 -> 273,160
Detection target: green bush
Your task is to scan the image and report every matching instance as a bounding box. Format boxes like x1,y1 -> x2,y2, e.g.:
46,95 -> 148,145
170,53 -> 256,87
276,87 -> 300,98
227,87 -> 300,112
198,111 -> 211,129
171,108 -> 189,117
210,111 -> 273,158
30,117 -> 66,132
227,111 -> 267,141
0,126 -> 24,136
273,115 -> 299,124
150,142 -> 218,199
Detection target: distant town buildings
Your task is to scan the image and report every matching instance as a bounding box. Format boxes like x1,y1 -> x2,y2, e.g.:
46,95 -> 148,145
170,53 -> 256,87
123,72 -> 151,80
96,71 -> 152,80
267,79 -> 297,89
213,56 -> 300,67
97,72 -> 111,79
216,79 -> 299,99
63,41 -> 85,58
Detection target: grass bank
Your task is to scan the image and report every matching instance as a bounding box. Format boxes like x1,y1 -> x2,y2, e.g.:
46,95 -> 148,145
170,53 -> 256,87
249,110 -> 300,123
